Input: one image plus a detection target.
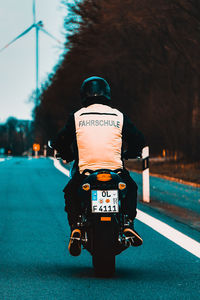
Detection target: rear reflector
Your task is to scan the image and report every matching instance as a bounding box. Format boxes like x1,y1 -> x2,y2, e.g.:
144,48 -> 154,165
101,217 -> 111,221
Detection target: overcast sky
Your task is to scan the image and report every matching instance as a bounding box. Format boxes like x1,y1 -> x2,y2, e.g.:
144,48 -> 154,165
0,0 -> 67,123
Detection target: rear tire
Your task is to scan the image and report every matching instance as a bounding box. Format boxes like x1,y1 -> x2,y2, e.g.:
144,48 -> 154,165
91,218 -> 118,277
92,254 -> 115,277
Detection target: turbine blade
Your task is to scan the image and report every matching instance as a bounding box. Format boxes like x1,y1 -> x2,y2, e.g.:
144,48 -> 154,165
39,27 -> 62,44
0,24 -> 35,53
33,0 -> 36,24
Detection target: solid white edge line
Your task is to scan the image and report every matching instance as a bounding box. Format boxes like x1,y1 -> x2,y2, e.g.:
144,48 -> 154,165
49,157 -> 70,177
136,210 -> 200,258
50,157 -> 200,259
0,157 -> 12,162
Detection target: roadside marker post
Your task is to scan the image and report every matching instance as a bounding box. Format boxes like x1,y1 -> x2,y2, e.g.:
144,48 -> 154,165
33,143 -> 40,158
142,146 -> 150,203
44,145 -> 47,157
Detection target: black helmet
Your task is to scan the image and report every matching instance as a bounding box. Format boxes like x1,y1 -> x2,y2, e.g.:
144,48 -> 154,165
80,76 -> 111,106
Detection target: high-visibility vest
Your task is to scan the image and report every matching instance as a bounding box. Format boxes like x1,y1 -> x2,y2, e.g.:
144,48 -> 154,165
74,103 -> 123,173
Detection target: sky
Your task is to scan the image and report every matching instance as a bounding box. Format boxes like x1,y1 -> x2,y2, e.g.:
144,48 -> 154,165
0,0 -> 67,123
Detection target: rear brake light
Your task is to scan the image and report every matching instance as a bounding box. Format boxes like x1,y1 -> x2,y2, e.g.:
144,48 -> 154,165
96,173 -> 112,181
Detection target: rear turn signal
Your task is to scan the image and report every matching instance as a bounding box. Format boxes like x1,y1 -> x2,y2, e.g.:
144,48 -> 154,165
82,183 -> 90,191
96,173 -> 112,181
118,182 -> 126,190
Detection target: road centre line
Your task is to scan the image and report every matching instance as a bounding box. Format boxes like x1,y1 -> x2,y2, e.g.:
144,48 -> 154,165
51,157 -> 200,259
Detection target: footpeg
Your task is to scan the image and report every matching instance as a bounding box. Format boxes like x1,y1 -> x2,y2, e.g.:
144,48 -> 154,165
118,235 -> 131,248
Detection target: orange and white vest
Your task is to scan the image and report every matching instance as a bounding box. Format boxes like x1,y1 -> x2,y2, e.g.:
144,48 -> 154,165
74,104 -> 123,173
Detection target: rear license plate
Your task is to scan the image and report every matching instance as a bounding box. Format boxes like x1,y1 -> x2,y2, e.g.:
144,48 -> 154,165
91,190 -> 119,213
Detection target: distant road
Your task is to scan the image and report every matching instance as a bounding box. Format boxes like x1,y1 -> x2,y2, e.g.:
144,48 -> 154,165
0,157 -> 199,299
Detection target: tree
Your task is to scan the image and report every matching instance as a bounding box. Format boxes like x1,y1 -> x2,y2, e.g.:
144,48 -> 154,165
0,117 -> 33,155
34,0 -> 200,161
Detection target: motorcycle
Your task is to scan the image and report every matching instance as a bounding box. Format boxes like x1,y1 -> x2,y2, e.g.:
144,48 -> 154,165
48,141 -> 133,277
75,168 -> 133,277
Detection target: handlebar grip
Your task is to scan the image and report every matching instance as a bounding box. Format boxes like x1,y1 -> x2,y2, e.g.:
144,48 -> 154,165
82,169 -> 95,175
55,153 -> 61,159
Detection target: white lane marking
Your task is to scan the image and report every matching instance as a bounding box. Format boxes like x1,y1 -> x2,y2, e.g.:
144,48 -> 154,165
0,157 -> 12,163
136,210 -> 200,258
50,157 -> 70,177
51,157 -> 200,259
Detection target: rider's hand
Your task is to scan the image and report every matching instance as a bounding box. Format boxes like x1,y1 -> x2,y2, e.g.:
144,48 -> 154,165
55,153 -> 62,159
123,151 -> 129,160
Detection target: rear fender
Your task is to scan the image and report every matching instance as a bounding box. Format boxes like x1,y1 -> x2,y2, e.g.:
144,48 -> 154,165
91,215 -> 119,256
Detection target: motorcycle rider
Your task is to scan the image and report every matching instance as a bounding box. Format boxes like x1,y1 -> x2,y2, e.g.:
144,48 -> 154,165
53,76 -> 145,256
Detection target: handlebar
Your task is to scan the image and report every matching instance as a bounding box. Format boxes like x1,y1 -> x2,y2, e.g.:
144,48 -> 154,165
48,140 -> 53,149
122,151 -> 141,160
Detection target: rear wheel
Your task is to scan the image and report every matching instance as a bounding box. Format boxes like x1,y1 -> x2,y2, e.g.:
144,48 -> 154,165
92,253 -> 115,277
91,217 -> 118,277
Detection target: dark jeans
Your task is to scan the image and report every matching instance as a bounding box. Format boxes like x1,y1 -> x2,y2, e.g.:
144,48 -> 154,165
63,169 -> 138,226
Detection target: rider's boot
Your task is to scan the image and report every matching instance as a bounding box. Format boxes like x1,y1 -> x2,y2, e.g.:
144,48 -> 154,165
123,217 -> 143,247
68,226 -> 82,256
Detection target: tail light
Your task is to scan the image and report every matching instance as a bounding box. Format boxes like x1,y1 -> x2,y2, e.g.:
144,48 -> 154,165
96,173 -> 112,181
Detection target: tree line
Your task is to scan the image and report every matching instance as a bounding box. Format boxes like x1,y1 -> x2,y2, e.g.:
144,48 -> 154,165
0,118 -> 33,155
34,0 -> 200,161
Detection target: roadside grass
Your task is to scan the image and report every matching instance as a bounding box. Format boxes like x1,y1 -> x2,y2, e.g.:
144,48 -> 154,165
125,159 -> 200,185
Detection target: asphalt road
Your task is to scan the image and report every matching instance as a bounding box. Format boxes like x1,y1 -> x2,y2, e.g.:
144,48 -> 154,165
0,157 -> 200,300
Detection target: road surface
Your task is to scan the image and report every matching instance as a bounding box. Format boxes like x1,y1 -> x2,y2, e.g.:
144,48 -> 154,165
0,157 -> 199,299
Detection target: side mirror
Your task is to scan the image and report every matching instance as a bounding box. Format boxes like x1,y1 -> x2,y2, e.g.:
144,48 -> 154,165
48,140 -> 53,149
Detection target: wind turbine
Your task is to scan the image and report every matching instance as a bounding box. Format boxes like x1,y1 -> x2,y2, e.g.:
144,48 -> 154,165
0,0 -> 61,105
